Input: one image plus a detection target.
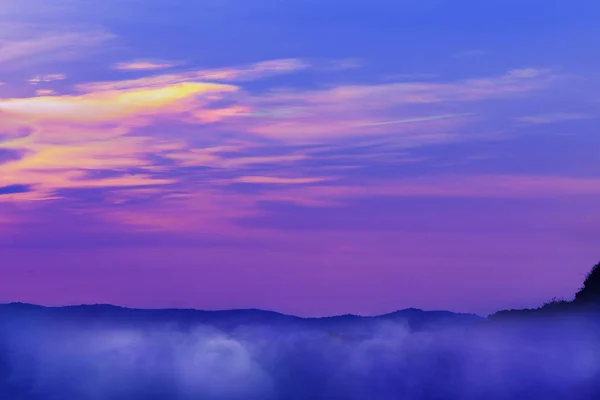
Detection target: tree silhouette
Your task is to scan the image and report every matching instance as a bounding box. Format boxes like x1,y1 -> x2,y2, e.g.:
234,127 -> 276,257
489,261 -> 600,319
573,262 -> 600,305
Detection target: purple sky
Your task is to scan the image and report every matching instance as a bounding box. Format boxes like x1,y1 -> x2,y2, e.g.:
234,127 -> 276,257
0,0 -> 599,316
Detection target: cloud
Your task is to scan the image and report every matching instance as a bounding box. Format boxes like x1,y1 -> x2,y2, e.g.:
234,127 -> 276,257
78,59 -> 309,92
0,81 -> 239,199
0,24 -> 115,70
0,59 -> 574,237
0,1 -> 117,69
28,74 -> 66,84
0,82 -> 237,123
113,61 -> 179,71
34,89 -> 57,96
504,68 -> 547,79
234,176 -> 330,184
516,113 -> 593,124
250,174 -> 600,209
166,150 -> 307,169
243,67 -> 558,143
356,113 -> 474,127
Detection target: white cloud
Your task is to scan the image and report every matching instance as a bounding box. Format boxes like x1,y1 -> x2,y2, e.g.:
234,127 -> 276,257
0,25 -> 115,70
28,74 -> 67,84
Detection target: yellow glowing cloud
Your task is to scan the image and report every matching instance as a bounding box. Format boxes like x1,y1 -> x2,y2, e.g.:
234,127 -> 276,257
2,138 -> 153,172
0,82 -> 238,123
0,78 -> 244,201
0,169 -> 175,200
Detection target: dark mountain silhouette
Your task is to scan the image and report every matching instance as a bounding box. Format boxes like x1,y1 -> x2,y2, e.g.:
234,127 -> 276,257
0,302 -> 482,335
574,262 -> 600,304
489,261 -> 600,320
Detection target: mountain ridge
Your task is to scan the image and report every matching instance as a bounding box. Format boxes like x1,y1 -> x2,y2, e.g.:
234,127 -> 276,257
0,301 -> 482,320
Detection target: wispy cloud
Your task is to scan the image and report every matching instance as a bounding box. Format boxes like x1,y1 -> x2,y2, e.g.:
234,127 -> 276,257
0,81 -> 238,199
113,60 -> 179,71
78,59 -> 309,92
250,174 -> 600,210
516,113 -> 593,124
234,176 -> 330,184
0,54 -> 578,238
356,113 -> 474,127
243,68 -> 557,143
28,74 -> 66,84
34,89 -> 57,96
0,25 -> 115,70
0,82 -> 237,122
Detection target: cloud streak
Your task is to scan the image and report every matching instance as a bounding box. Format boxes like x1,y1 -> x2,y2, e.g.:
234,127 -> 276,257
113,60 -> 179,71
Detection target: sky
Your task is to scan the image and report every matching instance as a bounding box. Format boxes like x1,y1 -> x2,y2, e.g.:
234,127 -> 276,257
0,0 -> 599,317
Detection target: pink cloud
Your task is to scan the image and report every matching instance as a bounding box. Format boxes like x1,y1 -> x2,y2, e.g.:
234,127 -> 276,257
516,113 -> 593,124
113,60 -> 179,71
251,174 -> 600,208
233,68 -> 559,143
34,89 -> 56,96
78,59 -> 309,92
234,176 -> 330,184
0,60 -> 575,242
28,73 -> 66,84
0,81 -> 240,198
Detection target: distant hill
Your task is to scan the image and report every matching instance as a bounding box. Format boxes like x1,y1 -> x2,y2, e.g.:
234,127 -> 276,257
0,302 -> 482,335
2,261 -> 598,329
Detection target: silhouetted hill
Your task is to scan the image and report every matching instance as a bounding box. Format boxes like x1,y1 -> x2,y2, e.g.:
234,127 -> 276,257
574,262 -> 600,304
0,302 -> 482,336
489,261 -> 600,321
